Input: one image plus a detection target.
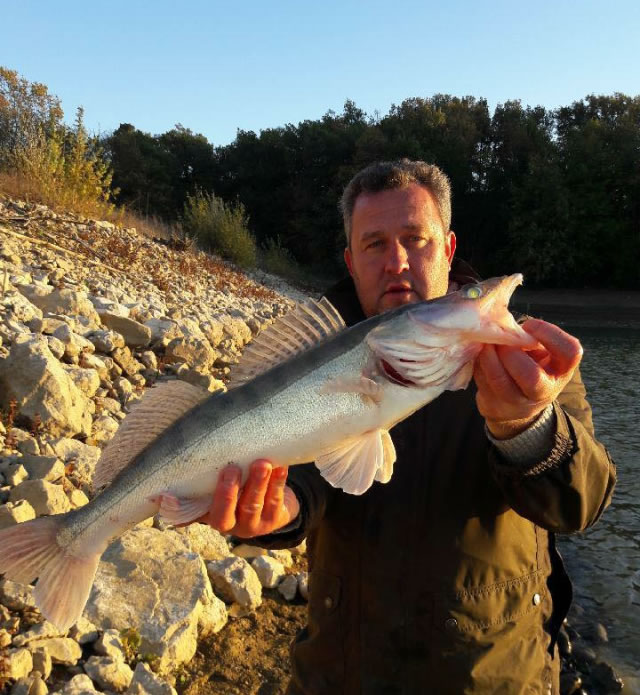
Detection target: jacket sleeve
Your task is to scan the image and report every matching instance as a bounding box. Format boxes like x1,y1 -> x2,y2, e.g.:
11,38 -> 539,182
238,461 -> 335,550
489,365 -> 616,533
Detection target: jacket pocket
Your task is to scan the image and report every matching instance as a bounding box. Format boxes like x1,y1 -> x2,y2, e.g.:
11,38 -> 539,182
432,572 -> 552,693
289,569 -> 344,693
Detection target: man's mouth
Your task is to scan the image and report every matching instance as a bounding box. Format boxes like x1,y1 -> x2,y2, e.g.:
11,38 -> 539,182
384,285 -> 413,296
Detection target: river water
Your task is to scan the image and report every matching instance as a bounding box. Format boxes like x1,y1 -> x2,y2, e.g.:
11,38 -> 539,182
555,325 -> 640,689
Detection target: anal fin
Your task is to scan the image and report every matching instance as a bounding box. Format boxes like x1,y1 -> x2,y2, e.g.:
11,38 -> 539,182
154,493 -> 213,526
315,429 -> 396,495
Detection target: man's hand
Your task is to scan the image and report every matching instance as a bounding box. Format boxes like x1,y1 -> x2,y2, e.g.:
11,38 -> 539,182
473,319 -> 583,439
199,459 -> 300,538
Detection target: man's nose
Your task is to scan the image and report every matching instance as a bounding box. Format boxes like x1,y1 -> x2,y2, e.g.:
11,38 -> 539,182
384,241 -> 409,274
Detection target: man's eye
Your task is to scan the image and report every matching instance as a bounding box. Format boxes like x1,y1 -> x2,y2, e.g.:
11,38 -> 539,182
366,240 -> 383,249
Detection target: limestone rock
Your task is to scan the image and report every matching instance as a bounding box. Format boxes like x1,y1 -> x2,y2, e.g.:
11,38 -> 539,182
68,488 -> 89,508
89,414 -> 119,446
86,330 -> 125,353
49,438 -> 100,493
112,347 -> 143,377
28,638 -> 82,665
4,463 -> 29,486
20,288 -> 100,325
20,456 -> 65,482
0,334 -> 93,437
83,528 -> 227,673
207,556 -> 262,610
68,616 -> 99,645
0,579 -> 37,611
62,366 -> 101,398
125,662 -> 177,695
165,337 -> 216,372
89,297 -> 130,317
278,574 -> 298,601
31,648 -> 53,679
45,336 -> 65,360
176,369 -> 225,392
142,319 -> 182,348
0,499 -> 36,529
61,674 -> 98,694
252,556 -> 286,589
199,320 -> 224,348
2,292 -> 43,324
9,480 -> 71,516
0,627 -> 12,648
52,325 -> 95,361
175,523 -> 231,562
268,548 -> 293,568
78,353 -> 108,380
232,544 -> 266,560
99,315 -> 151,348
13,620 -> 65,647
5,649 -> 33,680
84,655 -> 133,692
94,628 -> 127,660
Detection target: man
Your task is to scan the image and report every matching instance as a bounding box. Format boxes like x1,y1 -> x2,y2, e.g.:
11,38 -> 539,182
200,160 -> 616,694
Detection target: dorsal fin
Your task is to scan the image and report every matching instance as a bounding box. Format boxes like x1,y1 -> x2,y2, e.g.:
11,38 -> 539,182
227,298 -> 346,388
92,380 -> 210,491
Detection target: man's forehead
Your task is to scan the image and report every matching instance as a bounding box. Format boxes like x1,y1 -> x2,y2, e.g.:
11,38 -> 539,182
352,185 -> 442,226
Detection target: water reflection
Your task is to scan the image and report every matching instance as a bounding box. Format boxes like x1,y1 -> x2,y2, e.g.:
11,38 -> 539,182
556,326 -> 640,684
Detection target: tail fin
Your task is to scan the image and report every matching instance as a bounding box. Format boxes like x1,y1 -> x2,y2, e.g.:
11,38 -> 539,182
0,518 -> 100,631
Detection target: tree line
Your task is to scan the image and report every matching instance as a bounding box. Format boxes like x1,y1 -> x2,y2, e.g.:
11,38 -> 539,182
2,67 -> 639,288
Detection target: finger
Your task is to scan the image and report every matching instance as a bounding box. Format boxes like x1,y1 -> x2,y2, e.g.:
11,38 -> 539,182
261,466 -> 289,526
475,344 -> 524,402
521,319 -> 583,374
495,345 -> 553,403
235,459 -> 272,530
208,465 -> 241,532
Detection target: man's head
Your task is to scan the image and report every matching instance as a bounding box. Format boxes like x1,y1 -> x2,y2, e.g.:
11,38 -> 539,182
341,159 -> 456,317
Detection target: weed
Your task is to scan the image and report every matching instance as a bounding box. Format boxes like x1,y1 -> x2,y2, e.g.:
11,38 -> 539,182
120,627 -> 142,664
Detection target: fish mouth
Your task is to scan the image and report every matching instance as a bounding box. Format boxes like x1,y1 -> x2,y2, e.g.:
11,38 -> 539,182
480,274 -> 537,348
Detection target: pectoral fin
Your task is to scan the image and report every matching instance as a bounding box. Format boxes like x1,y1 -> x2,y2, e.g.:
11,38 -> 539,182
315,429 -> 396,495
153,493 -> 213,525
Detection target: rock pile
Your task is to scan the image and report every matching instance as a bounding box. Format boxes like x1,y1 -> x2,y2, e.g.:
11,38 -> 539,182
0,198 -> 310,694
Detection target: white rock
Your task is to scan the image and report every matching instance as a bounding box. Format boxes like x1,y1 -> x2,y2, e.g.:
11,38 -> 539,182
45,336 -> 65,360
78,353 -> 108,380
125,662 -> 177,695
89,414 -> 119,446
231,544 -> 266,560
68,616 -> 99,644
13,620 -> 65,646
68,488 -> 89,508
89,297 -> 130,317
49,438 -> 100,493
20,456 -> 65,482
0,499 -> 36,529
19,287 -> 100,325
138,351 -> 157,370
278,574 -> 298,601
31,648 -> 53,679
142,319 -> 181,348
165,337 -> 216,372
84,528 -> 227,673
0,579 -> 37,610
207,556 -> 262,610
5,463 -> 29,486
62,674 -> 97,694
175,523 -> 231,562
87,330 -> 125,353
176,369 -> 224,392
252,556 -> 286,589
0,627 -> 12,648
99,315 -> 151,348
9,480 -> 71,515
290,539 -> 307,556
84,655 -> 133,692
2,292 -> 43,324
52,325 -> 95,361
0,334 -> 93,437
28,638 -> 82,665
62,366 -> 101,398
94,628 -> 127,660
5,649 -> 33,680
268,548 -> 293,568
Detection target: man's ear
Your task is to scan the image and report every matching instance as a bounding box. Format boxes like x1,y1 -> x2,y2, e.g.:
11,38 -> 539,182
446,231 -> 456,266
344,246 -> 354,276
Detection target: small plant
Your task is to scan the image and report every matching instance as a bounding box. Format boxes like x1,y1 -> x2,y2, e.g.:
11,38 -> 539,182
182,189 -> 257,269
120,627 -> 142,664
2,398 -> 18,449
262,236 -> 303,282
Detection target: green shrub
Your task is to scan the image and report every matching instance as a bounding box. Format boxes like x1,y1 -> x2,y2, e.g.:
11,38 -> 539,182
261,236 -> 303,281
182,190 -> 256,268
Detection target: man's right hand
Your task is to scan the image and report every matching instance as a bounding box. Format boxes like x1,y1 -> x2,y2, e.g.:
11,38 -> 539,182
200,459 -> 300,538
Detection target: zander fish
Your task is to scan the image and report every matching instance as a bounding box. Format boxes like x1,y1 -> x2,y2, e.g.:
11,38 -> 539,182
0,274 -> 536,630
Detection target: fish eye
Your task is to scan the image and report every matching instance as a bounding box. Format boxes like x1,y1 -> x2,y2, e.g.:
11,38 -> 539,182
462,284 -> 483,299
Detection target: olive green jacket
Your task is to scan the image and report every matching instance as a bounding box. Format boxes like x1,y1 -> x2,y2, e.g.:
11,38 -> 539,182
256,270 -> 616,695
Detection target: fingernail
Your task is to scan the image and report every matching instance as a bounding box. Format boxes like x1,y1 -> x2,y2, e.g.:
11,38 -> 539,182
256,466 -> 270,480
222,468 -> 239,483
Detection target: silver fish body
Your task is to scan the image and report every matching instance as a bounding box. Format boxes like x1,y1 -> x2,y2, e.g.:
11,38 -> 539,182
0,274 -> 537,629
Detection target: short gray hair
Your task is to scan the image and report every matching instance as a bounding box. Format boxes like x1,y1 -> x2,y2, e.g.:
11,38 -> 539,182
340,159 -> 452,244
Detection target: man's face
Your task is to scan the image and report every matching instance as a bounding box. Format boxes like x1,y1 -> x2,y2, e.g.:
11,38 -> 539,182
344,183 -> 456,317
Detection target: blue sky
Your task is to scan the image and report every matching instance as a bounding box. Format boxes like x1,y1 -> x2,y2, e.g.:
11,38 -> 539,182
2,0 -> 638,145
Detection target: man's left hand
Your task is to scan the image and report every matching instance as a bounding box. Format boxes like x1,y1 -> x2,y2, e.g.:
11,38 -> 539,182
473,319 -> 583,439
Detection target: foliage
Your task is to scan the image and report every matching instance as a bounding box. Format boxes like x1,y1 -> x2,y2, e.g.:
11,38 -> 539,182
261,236 -> 304,282
0,68 -> 115,217
182,189 -> 257,268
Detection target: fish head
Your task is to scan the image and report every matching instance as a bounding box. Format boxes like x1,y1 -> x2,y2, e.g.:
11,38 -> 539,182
366,274 -> 537,388
406,274 -> 538,348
